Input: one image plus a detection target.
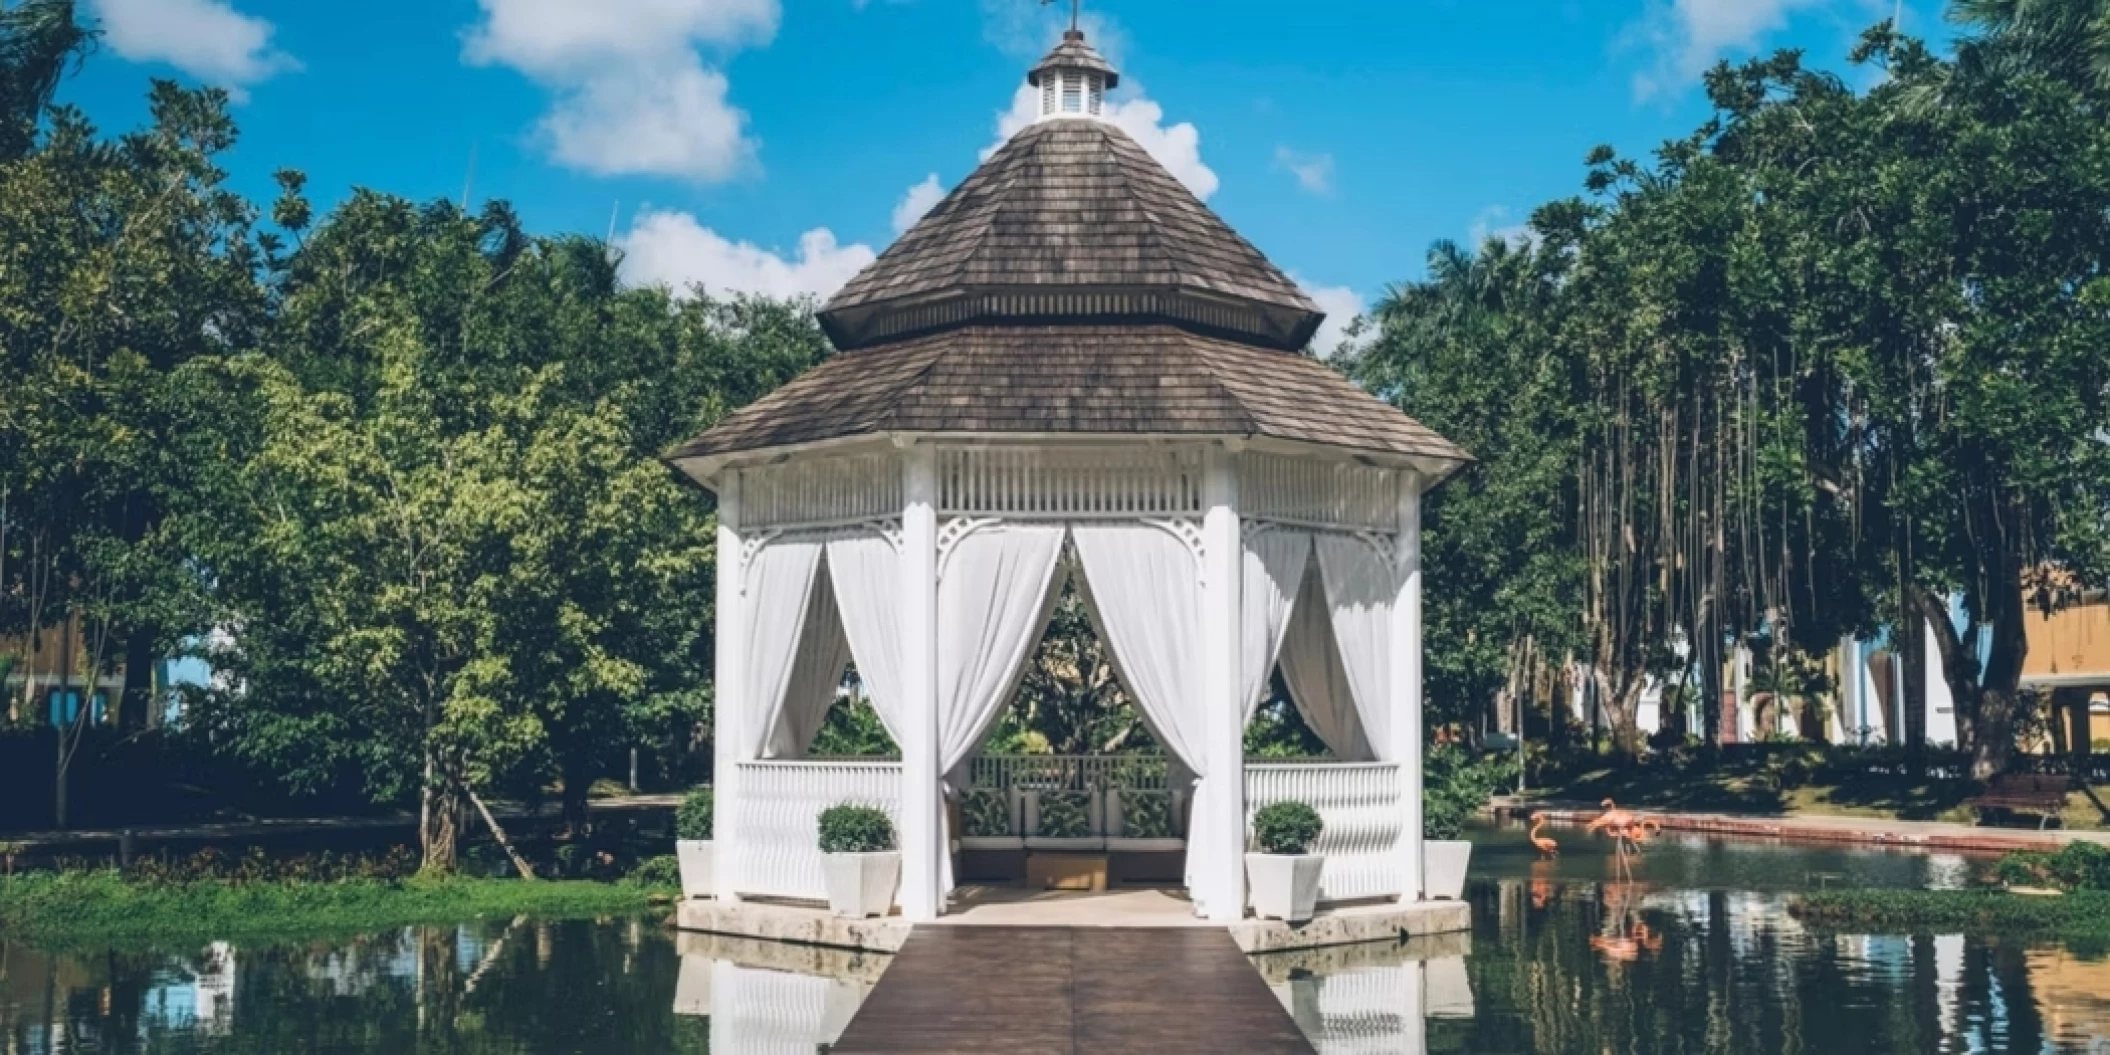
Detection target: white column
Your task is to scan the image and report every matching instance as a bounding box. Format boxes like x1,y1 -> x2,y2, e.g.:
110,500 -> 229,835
711,472 -> 746,901
1199,446 -> 1246,921
898,445 -> 942,921
1392,474 -> 1425,901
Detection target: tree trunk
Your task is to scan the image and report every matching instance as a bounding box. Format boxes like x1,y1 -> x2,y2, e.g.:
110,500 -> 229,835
118,629 -> 156,733
468,788 -> 536,879
420,751 -> 465,875
1900,606 -> 1927,766
559,749 -> 592,836
1594,668 -> 1645,763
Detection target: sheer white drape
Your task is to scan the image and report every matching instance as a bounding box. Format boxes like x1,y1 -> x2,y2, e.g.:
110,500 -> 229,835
1277,557 -> 1376,760
936,522 -> 1069,895
1240,528 -> 1312,722
825,533 -> 910,746
1315,534 -> 1404,761
743,538 -> 828,759
1072,522 -> 1215,902
762,556 -> 854,758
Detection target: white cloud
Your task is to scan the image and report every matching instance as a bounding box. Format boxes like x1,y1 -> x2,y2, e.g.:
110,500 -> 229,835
463,0 -> 779,181
1629,0 -> 1847,99
892,174 -> 945,234
1469,205 -> 1538,250
617,209 -> 876,302
1293,276 -> 1368,360
990,84 -> 1220,201
1273,147 -> 1335,196
89,0 -> 296,99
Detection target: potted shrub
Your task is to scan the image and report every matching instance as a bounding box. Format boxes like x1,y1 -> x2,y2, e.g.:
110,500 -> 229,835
1422,793 -> 1473,901
675,787 -> 715,900
818,802 -> 899,919
1246,800 -> 1325,923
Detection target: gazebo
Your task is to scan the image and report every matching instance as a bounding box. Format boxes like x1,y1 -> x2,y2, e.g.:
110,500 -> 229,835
671,29 -> 1470,924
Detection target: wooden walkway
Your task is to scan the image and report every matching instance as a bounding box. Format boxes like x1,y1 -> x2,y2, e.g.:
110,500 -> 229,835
831,926 -> 1314,1054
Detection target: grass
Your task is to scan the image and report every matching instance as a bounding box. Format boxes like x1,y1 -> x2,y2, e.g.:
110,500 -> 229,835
1791,889 -> 2110,946
0,870 -> 674,945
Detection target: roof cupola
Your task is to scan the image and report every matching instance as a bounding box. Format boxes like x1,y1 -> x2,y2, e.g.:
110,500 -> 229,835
1027,28 -> 1118,122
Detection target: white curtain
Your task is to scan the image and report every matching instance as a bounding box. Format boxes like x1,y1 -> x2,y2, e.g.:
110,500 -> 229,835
1278,555 -> 1376,761
1071,522 -> 1214,904
743,538 -> 828,760
1315,533 -> 1404,761
826,532 -> 911,746
936,522 -> 1069,895
763,552 -> 854,759
1240,528 -> 1312,722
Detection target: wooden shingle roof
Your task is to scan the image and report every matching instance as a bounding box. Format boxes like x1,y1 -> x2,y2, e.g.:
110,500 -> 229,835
669,325 -> 1472,467
818,119 -> 1323,351
1029,30 -> 1118,88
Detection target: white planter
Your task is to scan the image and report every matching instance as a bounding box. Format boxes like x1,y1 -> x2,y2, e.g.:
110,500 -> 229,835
1245,853 -> 1324,923
823,851 -> 901,919
1424,839 -> 1472,901
676,840 -> 715,900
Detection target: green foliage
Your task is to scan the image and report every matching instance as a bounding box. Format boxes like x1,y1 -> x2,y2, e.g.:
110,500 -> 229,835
626,854 -> 681,889
1792,889 -> 2110,940
959,789 -> 1014,837
816,803 -> 894,853
675,786 -> 714,841
808,691 -> 899,757
1033,791 -> 1094,838
1424,747 -> 1517,840
1118,790 -> 1175,839
1251,800 -> 1324,855
1995,841 -> 2110,891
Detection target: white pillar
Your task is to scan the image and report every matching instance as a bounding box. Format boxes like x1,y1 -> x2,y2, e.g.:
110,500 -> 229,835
711,472 -> 746,901
1199,446 -> 1246,921
1392,475 -> 1425,901
898,445 -> 943,921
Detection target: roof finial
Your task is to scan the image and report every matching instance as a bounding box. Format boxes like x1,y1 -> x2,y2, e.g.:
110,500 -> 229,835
1039,0 -> 1081,35
1027,3 -> 1117,121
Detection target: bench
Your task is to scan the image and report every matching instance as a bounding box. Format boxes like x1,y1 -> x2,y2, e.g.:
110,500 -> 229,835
1967,774 -> 2071,829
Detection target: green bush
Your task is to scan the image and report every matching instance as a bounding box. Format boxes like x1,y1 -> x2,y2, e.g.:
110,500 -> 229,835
627,854 -> 681,889
1996,841 -> 2110,892
1424,747 -> 1517,840
676,787 -> 714,841
818,803 -> 895,854
1252,800 -> 1323,855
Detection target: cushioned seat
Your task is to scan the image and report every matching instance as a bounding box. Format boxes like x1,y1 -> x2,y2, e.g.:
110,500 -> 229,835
1023,789 -> 1106,852
1104,788 -> 1187,854
958,787 -> 1026,851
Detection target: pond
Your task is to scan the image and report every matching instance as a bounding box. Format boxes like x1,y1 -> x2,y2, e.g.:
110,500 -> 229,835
3,825 -> 2107,1054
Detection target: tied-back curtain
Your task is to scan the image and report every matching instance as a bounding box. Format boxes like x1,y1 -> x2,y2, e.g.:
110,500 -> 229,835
1277,555 -> 1376,760
1071,522 -> 1215,905
763,550 -> 855,759
742,538 -> 828,760
936,522 -> 1069,895
1315,534 -> 1405,761
1241,528 -> 1313,722
826,532 -> 911,746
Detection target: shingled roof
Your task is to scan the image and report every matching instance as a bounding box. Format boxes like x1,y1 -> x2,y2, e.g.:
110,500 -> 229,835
818,119 -> 1323,351
669,325 -> 1470,466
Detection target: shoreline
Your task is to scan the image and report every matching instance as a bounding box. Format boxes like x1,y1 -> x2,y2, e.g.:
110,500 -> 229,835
1494,797 -> 2110,857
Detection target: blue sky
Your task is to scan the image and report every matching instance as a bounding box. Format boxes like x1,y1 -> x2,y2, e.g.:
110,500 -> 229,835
63,0 -> 1958,353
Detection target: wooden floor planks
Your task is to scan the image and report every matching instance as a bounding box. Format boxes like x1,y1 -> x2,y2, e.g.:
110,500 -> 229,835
831,926 -> 1314,1054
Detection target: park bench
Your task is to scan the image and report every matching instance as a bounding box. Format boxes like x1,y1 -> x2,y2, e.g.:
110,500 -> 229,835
1967,774 -> 2072,829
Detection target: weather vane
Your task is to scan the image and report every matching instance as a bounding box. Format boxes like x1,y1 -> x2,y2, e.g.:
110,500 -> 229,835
1040,0 -> 1082,33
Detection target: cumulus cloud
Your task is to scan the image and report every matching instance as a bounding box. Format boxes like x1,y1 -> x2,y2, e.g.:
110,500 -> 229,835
89,0 -> 296,99
990,84 -> 1220,201
1293,276 -> 1369,360
617,209 -> 876,302
1630,0 -> 1850,99
892,173 -> 945,234
1273,147 -> 1335,196
463,0 -> 779,181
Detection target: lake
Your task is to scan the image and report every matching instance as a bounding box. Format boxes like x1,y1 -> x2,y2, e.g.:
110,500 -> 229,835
4,824 -> 2108,1053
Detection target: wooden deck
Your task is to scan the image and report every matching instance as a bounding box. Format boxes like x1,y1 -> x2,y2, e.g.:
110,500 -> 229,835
831,926 -> 1315,1054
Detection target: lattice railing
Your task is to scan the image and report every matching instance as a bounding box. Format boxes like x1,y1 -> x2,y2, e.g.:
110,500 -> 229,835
1245,762 -> 1403,903
740,454 -> 902,528
967,754 -> 1172,791
938,446 -> 1203,518
1241,452 -> 1398,533
731,760 -> 902,902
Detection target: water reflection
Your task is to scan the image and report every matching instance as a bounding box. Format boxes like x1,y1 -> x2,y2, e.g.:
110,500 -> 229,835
668,932 -> 885,1053
1251,932 -> 1472,1054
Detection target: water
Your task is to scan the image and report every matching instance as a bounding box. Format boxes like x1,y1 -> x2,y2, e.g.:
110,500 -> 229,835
3,826 -> 2107,1054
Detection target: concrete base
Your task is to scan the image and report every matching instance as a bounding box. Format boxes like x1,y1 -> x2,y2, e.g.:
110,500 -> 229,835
1227,898 -> 1471,954
676,898 -> 912,953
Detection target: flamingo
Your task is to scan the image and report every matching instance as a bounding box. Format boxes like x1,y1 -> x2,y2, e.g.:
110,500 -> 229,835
1528,812 -> 1560,858
1586,798 -> 1636,835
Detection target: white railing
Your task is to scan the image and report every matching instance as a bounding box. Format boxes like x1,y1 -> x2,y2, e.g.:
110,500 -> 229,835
732,760 -> 902,902
1241,452 -> 1399,533
968,754 -> 1171,791
1246,762 -> 1403,903
739,454 -> 902,529
937,446 -> 1204,518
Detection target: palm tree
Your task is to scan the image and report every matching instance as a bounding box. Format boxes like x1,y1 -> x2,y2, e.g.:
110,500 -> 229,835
0,0 -> 95,158
1951,0 -> 2110,96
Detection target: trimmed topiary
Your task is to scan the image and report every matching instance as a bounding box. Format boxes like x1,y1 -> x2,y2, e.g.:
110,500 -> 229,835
818,803 -> 896,854
676,787 -> 714,841
1252,800 -> 1324,855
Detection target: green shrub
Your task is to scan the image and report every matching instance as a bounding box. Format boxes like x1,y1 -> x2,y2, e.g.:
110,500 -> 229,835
627,854 -> 681,889
1035,792 -> 1094,838
1252,800 -> 1324,855
1119,791 -> 1174,839
676,787 -> 714,841
1424,747 -> 1517,840
817,803 -> 895,854
1997,841 -> 2110,892
959,789 -> 1013,837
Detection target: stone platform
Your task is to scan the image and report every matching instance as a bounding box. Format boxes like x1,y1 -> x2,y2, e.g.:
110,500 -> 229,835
674,886 -> 1470,954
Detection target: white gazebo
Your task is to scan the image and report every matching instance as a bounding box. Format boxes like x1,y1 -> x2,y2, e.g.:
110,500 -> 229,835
671,29 -> 1470,924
